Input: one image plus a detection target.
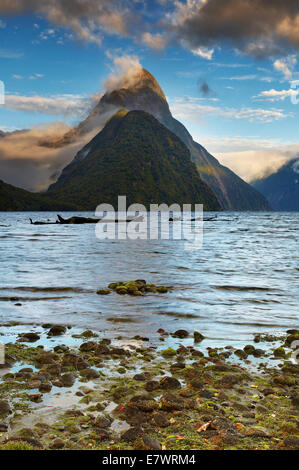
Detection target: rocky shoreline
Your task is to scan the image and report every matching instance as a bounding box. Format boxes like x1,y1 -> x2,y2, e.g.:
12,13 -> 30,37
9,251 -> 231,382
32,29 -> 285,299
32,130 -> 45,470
0,322 -> 298,451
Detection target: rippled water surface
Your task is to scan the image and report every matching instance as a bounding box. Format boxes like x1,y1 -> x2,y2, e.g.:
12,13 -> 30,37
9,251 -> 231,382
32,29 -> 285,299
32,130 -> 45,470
0,212 -> 298,349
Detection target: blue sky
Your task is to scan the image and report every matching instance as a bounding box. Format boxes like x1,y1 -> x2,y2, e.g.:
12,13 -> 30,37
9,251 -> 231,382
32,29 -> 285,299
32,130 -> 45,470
0,1 -> 298,186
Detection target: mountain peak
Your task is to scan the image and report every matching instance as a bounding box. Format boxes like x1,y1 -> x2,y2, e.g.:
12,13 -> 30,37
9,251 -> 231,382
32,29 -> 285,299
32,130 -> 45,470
124,68 -> 166,100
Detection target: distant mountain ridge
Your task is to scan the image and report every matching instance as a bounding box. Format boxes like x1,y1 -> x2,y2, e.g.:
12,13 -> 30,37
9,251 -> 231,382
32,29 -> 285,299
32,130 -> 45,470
48,110 -> 221,211
252,158 -> 299,211
0,179 -> 76,211
53,68 -> 269,211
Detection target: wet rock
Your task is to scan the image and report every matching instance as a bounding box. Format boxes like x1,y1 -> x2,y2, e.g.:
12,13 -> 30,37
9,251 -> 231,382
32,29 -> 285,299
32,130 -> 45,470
94,416 -> 111,428
52,380 -> 63,387
62,354 -> 80,366
46,364 -> 61,376
286,329 -> 299,335
273,347 -> 286,358
199,389 -> 215,399
252,349 -> 264,358
61,373 -> 76,387
170,362 -> 186,372
161,348 -> 177,357
121,427 -> 143,442
0,423 -> 9,432
50,438 -> 65,449
124,406 -> 148,426
116,286 -> 128,295
16,367 -> 34,377
141,436 -> 161,450
80,368 -> 100,379
18,332 -> 40,342
128,396 -> 158,412
218,373 -> 245,387
80,341 -> 98,352
145,380 -> 160,392
28,393 -> 43,403
97,289 -> 111,295
97,344 -> 111,355
235,349 -> 248,359
161,393 -> 185,411
153,412 -> 170,428
194,331 -> 205,343
189,379 -> 204,390
0,401 -> 12,417
173,330 -> 189,339
156,286 -> 168,293
35,351 -> 58,365
113,387 -> 131,400
273,375 -> 296,386
133,373 -> 146,381
39,382 -> 52,393
159,376 -> 181,390
245,427 -> 271,438
27,380 -> 42,389
54,345 -> 69,353
243,345 -> 255,355
285,333 -> 299,346
211,417 -> 242,445
48,325 -> 67,336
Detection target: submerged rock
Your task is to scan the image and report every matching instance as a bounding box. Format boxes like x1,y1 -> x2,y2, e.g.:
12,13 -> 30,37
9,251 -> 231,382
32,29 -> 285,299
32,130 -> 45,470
48,325 -> 67,336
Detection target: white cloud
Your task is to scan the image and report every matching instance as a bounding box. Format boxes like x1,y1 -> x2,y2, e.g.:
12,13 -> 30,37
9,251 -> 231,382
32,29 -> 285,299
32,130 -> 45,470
256,88 -> 297,101
3,93 -> 91,117
141,32 -> 166,50
169,97 -> 293,123
191,46 -> 214,60
273,55 -> 297,80
0,19 -> 6,28
29,73 -> 44,80
196,135 -> 299,181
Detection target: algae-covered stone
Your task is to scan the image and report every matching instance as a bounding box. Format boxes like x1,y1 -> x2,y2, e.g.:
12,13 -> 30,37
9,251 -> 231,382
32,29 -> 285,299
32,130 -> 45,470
159,376 -> 181,390
194,331 -> 205,343
273,375 -> 296,386
161,348 -> 176,357
273,347 -> 286,358
121,427 -> 143,442
156,286 -> 168,293
0,400 -> 11,417
48,325 -> 67,336
115,286 -> 128,295
173,329 -> 189,338
97,289 -> 111,295
243,344 -> 255,355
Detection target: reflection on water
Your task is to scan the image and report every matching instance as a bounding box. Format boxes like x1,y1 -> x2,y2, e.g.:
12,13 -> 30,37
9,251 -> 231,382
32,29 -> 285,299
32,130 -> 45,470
0,211 -> 298,349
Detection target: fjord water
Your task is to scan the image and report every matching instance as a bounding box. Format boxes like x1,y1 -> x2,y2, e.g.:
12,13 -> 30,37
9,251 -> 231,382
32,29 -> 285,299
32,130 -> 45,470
0,212 -> 298,349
